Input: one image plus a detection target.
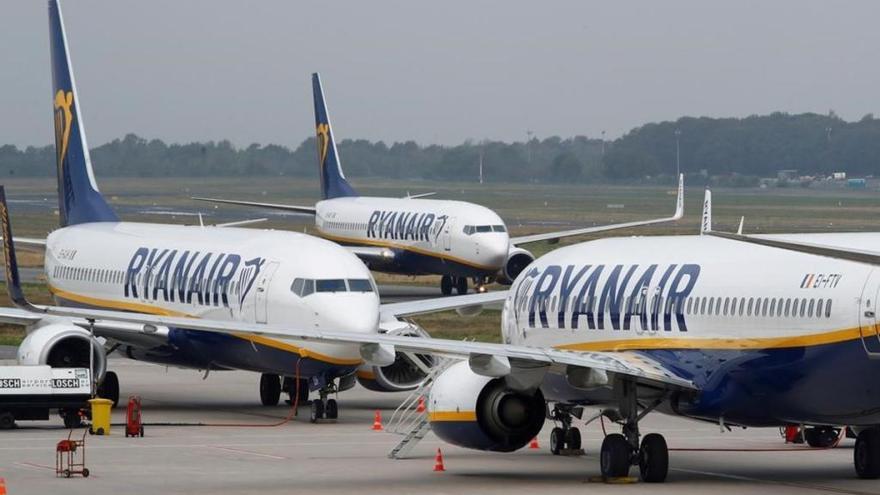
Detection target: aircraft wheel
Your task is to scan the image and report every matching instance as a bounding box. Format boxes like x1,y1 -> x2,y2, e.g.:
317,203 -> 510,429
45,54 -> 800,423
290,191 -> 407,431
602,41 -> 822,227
62,410 -> 82,429
804,426 -> 840,448
0,411 -> 15,430
600,433 -> 632,478
99,371 -> 120,408
855,428 -> 880,479
550,427 -> 564,455
325,399 -> 338,420
259,373 -> 281,406
565,427 -> 582,451
310,399 -> 325,423
440,276 -> 453,296
639,433 -> 669,483
455,276 -> 468,295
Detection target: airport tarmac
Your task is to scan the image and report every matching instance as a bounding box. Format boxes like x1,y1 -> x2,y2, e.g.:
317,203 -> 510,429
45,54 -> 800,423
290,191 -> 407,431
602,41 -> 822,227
0,360 -> 874,495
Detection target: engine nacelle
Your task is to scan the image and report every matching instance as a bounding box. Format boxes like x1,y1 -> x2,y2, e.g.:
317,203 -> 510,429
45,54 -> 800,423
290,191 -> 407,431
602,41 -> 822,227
496,247 -> 535,285
17,322 -> 106,380
428,361 -> 545,452
357,320 -> 433,393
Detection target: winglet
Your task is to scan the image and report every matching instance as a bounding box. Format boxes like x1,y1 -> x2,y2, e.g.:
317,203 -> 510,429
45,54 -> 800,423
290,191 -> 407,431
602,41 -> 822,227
0,187 -> 29,308
673,173 -> 684,220
700,188 -> 712,235
737,216 -> 744,235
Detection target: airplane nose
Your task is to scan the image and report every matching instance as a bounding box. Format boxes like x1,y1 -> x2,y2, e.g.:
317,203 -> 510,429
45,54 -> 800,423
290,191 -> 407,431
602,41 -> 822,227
319,295 -> 380,334
483,236 -> 510,269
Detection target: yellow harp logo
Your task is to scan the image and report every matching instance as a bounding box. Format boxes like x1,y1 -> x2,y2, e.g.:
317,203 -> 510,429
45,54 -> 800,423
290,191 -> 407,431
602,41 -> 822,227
316,123 -> 330,169
54,90 -> 74,173
0,202 -> 13,286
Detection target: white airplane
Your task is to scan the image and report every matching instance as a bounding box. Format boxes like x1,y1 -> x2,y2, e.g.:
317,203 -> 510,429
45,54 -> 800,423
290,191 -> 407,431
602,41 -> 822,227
3,0 -> 504,424
19,181 -> 880,482
194,73 -> 684,295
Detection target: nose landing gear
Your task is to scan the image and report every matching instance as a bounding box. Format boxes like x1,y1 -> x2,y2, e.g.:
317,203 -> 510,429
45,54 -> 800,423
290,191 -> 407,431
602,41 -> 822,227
440,275 -> 471,295
549,405 -> 583,455
309,381 -> 340,423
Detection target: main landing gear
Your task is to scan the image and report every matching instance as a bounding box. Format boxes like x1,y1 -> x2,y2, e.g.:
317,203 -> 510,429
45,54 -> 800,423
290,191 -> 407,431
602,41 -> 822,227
261,374 -> 310,407
440,276 -> 487,295
855,428 -> 880,479
549,405 -> 582,455
97,371 -> 120,408
310,382 -> 339,423
600,381 -> 668,483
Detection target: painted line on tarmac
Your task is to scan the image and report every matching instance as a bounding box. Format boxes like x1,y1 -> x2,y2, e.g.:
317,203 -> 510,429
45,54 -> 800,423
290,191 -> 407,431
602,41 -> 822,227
207,446 -> 287,460
672,467 -> 875,495
14,461 -> 55,472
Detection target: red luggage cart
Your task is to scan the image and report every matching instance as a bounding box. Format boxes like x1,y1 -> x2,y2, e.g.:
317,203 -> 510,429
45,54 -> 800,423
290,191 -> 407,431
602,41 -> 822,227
56,429 -> 89,478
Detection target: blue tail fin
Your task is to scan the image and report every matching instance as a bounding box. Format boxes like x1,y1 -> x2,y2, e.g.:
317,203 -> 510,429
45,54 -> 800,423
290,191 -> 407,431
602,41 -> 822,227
49,0 -> 117,227
312,73 -> 357,199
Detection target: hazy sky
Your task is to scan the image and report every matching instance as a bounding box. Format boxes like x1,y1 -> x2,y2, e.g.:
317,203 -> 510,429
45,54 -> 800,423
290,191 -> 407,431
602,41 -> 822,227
2,1 -> 878,148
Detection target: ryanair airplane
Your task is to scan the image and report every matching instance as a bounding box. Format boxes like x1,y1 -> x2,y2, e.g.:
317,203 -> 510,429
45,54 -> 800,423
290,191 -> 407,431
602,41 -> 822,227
194,74 -> 684,295
19,183 -> 880,481
2,0 -> 504,425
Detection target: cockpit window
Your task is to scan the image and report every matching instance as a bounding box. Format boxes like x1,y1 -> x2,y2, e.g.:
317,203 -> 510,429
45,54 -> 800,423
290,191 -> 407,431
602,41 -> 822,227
291,278 -> 315,297
463,224 -> 506,235
316,279 -> 347,292
347,279 -> 374,292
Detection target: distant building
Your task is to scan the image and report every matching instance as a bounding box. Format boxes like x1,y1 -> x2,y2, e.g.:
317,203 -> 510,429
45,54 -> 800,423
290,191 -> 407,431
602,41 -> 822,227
777,169 -> 798,180
833,172 -> 846,180
847,178 -> 867,189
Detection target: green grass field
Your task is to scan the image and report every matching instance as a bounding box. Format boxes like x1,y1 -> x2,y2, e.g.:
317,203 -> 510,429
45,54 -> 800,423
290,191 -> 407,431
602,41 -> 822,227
1,176 -> 879,346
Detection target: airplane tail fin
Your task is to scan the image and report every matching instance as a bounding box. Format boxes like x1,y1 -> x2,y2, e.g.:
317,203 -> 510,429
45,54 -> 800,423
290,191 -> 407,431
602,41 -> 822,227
49,0 -> 117,227
312,73 -> 357,200
0,187 -> 29,308
700,189 -> 712,235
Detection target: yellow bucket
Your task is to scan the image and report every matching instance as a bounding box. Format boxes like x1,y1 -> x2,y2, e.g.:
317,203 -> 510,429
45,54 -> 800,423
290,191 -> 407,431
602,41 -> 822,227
88,398 -> 113,435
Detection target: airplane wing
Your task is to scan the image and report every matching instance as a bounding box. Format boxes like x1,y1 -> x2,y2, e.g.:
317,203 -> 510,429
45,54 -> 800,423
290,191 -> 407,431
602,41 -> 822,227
214,218 -> 268,228
0,237 -> 48,247
380,290 -> 507,320
191,197 -> 317,216
404,192 -> 436,199
510,174 -> 684,245
709,231 -> 880,266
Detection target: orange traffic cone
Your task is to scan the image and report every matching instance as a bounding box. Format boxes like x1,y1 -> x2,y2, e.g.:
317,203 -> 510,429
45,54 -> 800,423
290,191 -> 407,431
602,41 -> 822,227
529,436 -> 540,449
372,410 -> 383,431
416,396 -> 426,413
0,477 -> 7,495
433,448 -> 446,472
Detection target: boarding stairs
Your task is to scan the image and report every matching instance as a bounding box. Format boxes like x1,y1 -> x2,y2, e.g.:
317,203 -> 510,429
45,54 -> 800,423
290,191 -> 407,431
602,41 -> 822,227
386,358 -> 455,459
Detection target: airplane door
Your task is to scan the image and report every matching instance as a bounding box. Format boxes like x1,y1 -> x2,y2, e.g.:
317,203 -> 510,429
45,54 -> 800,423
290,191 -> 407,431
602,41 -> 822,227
255,261 -> 279,324
858,269 -> 880,357
441,217 -> 454,252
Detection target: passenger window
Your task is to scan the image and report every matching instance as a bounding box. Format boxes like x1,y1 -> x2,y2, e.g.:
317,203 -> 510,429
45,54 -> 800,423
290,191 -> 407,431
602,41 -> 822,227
707,298 -> 714,315
808,299 -> 815,317
825,299 -> 832,317
784,299 -> 791,317
700,297 -> 707,315
747,298 -> 754,316
762,298 -> 768,317
800,299 -> 807,318
769,298 -> 776,317
723,297 -> 730,316
816,299 -> 823,318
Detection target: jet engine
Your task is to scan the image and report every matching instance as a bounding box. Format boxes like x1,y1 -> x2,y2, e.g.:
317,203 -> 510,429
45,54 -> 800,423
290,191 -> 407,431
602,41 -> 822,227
428,361 -> 545,452
496,247 -> 535,285
357,320 -> 434,393
17,322 -> 106,380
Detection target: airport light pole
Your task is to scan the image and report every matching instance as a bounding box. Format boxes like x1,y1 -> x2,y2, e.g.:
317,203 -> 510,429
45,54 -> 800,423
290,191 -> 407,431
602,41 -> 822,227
601,130 -> 606,156
526,130 -> 534,163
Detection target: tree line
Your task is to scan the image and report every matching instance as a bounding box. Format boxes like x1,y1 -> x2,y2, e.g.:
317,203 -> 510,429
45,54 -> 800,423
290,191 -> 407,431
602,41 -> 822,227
1,111 -> 878,184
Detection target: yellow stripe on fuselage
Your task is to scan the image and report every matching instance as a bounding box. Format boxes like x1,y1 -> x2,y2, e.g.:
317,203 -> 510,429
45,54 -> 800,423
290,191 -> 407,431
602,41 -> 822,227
317,230 -> 498,272
554,326 -> 866,352
48,284 -> 362,366
428,410 -> 477,422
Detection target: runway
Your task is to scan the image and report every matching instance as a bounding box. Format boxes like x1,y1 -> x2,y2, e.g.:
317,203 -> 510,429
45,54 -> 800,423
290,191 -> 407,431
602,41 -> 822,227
0,360 -> 873,495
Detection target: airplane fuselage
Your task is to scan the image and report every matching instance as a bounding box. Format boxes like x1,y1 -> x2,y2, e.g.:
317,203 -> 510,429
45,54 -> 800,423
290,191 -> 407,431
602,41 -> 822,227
38,222 -> 379,381
503,233 -> 880,426
315,197 -> 510,279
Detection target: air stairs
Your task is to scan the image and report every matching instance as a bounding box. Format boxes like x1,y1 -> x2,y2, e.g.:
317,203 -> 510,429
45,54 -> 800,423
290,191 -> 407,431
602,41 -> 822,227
386,358 -> 454,459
